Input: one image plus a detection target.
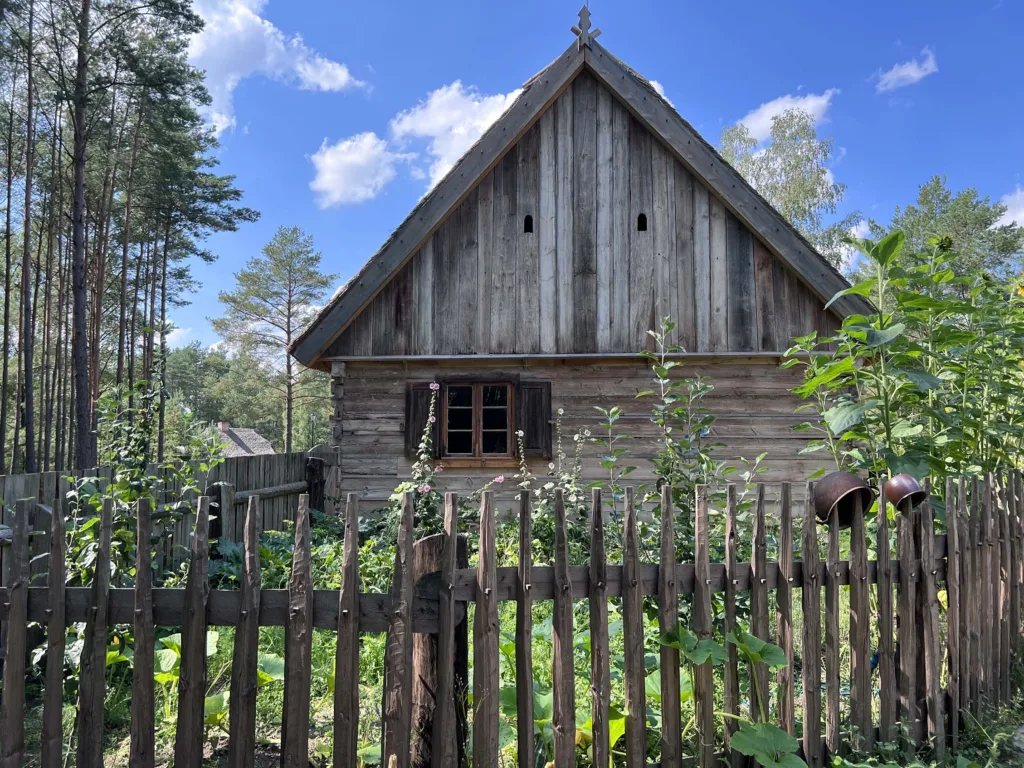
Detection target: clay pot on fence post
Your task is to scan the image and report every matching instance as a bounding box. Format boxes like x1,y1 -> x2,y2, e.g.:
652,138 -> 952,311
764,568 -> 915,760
813,471 -> 876,529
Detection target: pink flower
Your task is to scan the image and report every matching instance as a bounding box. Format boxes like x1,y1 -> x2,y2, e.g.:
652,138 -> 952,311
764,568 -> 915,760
436,466 -> 444,473
417,484 -> 431,494
494,475 -> 505,484
428,415 -> 436,424
429,382 -> 440,391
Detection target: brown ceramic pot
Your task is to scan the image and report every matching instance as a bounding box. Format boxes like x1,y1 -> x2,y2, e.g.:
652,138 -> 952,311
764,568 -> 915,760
813,471 -> 875,528
884,473 -> 927,510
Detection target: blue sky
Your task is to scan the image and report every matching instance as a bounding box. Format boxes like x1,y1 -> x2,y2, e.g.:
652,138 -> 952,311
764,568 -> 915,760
173,0 -> 1024,348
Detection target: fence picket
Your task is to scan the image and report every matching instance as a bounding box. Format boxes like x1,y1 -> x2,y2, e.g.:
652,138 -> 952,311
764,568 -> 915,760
986,475 -> 999,705
775,482 -> 795,736
174,495 -> 211,768
472,491 -> 499,768
694,485 -> 715,768
589,489 -> 610,768
920,489 -> 945,757
876,483 -> 897,745
801,482 -> 823,768
623,487 -> 647,768
957,479 -> 972,721
659,486 -> 682,767
998,479 -> 1012,705
76,496 -> 112,768
229,495 -> 263,768
897,508 -> 918,756
552,489 -> 576,765
750,485 -> 770,723
723,485 -> 740,764
970,476 -> 982,715
130,497 -> 156,768
945,478 -> 961,751
0,498 -> 30,767
850,493 -> 872,752
432,493 -> 459,768
1010,472 -> 1021,689
40,498 -> 65,768
825,501 -> 841,756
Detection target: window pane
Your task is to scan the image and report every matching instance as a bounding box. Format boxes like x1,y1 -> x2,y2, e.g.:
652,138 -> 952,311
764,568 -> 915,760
447,408 -> 472,431
447,385 -> 472,408
482,385 -> 507,407
447,431 -> 473,454
482,431 -> 508,454
482,408 -> 507,430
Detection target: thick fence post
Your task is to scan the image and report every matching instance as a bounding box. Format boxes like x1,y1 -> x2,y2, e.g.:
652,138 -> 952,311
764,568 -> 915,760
229,495 -> 262,768
801,482 -> 823,768
282,495 -> 314,768
306,456 -> 326,512
0,498 -> 30,767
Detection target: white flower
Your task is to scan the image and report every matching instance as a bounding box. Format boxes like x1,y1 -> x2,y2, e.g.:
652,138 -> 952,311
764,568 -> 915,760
557,408 -> 564,416
516,429 -> 524,437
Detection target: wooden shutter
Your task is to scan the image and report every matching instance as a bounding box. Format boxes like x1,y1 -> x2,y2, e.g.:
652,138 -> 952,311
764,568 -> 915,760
405,383 -> 440,458
516,381 -> 552,458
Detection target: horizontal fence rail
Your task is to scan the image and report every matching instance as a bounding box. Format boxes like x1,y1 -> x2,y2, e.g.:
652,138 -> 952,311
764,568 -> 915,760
0,471 -> 1020,767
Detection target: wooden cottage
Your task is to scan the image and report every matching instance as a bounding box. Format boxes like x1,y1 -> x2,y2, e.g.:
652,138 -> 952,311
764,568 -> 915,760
290,10 -> 870,509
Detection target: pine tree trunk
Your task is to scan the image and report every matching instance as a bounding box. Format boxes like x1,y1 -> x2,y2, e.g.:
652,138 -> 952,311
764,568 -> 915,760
1,63 -> 18,470
157,219 -> 170,461
20,0 -> 37,472
117,108 -> 142,385
71,0 -> 94,470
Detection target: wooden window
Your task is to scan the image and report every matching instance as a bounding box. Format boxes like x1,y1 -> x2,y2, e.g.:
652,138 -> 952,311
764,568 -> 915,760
442,383 -> 513,458
405,380 -> 552,461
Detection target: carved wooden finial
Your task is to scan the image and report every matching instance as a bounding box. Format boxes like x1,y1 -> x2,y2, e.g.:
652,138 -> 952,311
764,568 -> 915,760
571,4 -> 601,50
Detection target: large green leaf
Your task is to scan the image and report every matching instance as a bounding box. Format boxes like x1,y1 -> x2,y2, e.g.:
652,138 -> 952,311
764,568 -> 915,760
899,369 -> 944,392
823,402 -> 869,436
730,721 -> 803,767
824,278 -> 876,310
727,627 -> 787,669
863,323 -> 905,347
872,230 -> 905,268
154,648 -> 179,675
792,357 -> 857,399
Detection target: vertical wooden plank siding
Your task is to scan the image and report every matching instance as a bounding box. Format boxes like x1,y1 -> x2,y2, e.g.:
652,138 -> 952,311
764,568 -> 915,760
474,173 -> 493,353
775,482 -> 795,735
76,497 -> 112,768
897,511 -> 918,758
555,90 -> 575,353
589,489 -> 611,768
726,211 -> 756,352
516,125 -> 540,353
515,493 -> 535,768
491,153 -> 518,354
920,492 -> 945,757
824,506 -> 841,755
801,484 -> 823,768
652,142 -> 676,342
945,478 -> 962,751
384,492 -> 415,768
750,485 -> 770,720
658,487 -> 682,767
753,238 -> 777,351
595,86 -> 613,352
723,486 -> 740,757
876,485 -> 897,744
623,487 -> 647,768
40,498 -> 66,768
432,493 -> 459,768
628,116 -> 654,350
537,109 -> 556,353
552,490 -> 576,763
0,499 -> 30,767
675,164 -> 696,351
473,491 -> 500,767
573,73 -> 598,352
335,494 -> 361,768
708,197 -> 728,352
692,185 -> 711,351
456,189 -> 480,355
610,98 -> 631,351
130,498 -> 156,768
230,496 -> 263,768
849,494 -> 872,751
174,496 -> 211,768
694,486 -> 716,768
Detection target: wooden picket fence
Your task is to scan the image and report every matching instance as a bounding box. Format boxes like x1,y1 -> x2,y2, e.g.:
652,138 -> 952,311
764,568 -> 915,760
0,472 -> 1021,767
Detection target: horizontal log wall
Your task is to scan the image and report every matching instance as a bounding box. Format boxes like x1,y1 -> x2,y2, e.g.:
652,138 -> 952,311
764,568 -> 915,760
335,358 -> 829,508
326,72 -> 839,359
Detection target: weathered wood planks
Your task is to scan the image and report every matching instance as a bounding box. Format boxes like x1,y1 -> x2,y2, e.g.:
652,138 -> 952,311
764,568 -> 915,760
802,483 -> 823,768
658,487 -> 682,767
473,491 -> 500,767
623,487 -> 647,768
694,486 -> 716,768
40,498 -> 66,768
775,483 -> 795,735
589,489 -> 611,768
130,498 -> 156,768
515,492 -> 535,768
433,493 -> 461,768
383,492 -> 416,768
0,499 -> 30,766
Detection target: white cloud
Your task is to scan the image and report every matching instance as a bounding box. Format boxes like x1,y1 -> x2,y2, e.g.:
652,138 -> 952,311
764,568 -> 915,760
390,81 -> 521,188
309,132 -> 415,208
996,186 -> 1024,228
165,326 -> 193,348
649,80 -> 674,107
875,48 -> 938,93
189,0 -> 366,135
738,89 -> 839,142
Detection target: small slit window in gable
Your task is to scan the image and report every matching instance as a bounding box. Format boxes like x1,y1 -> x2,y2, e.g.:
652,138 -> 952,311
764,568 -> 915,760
523,214 -> 533,233
637,213 -> 648,232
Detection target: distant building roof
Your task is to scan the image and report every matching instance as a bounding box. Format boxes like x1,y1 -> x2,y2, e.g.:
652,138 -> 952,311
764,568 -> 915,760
217,422 -> 276,457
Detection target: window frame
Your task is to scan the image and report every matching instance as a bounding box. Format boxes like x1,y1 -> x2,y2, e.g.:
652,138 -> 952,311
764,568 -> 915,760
441,381 -> 515,459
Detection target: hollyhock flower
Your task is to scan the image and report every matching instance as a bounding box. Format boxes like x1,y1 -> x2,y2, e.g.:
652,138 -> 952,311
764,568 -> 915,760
428,415 -> 436,423
430,382 -> 440,391
417,484 -> 431,493
436,466 -> 444,473
494,475 -> 505,484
